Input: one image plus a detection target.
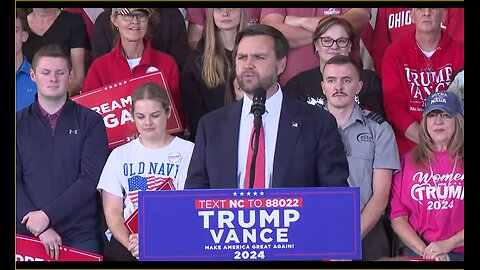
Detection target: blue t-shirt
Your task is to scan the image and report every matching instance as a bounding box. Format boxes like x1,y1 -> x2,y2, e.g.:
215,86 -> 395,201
16,57 -> 37,111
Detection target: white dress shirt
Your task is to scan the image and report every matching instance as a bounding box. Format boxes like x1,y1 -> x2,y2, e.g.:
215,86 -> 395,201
237,84 -> 283,188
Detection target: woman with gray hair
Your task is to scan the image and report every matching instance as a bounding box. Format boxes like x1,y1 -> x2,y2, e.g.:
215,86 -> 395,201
83,8 -> 185,128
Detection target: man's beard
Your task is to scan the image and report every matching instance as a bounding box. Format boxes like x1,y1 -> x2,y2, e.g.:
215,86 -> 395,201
236,69 -> 278,95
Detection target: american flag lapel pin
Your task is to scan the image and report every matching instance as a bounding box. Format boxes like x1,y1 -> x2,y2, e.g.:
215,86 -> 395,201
292,121 -> 298,128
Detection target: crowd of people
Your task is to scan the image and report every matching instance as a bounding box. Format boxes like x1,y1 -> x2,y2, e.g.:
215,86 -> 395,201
16,7 -> 464,262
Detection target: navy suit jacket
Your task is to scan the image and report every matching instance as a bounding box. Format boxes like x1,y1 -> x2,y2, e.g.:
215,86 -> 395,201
185,94 -> 349,189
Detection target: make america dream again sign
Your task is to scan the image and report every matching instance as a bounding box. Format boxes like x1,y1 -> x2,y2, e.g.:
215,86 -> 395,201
72,71 -> 183,149
16,234 -> 102,261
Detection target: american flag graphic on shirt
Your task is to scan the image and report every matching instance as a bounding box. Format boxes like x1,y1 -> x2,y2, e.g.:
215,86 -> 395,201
127,175 -> 173,205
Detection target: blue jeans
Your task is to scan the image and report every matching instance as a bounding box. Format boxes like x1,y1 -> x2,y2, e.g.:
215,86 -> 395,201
403,246 -> 464,261
65,237 -> 100,255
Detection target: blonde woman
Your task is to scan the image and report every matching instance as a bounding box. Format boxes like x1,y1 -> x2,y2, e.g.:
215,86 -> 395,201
390,91 -> 464,261
97,83 -> 194,260
181,8 -> 245,141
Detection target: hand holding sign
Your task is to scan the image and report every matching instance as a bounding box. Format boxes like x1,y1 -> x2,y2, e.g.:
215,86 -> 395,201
128,233 -> 140,259
16,234 -> 102,261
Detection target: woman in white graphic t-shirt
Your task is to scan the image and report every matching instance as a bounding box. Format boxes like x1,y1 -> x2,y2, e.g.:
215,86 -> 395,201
97,82 -> 194,261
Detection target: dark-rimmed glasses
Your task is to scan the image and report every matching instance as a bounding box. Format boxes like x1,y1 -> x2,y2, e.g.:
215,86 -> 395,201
120,13 -> 149,22
319,37 -> 350,48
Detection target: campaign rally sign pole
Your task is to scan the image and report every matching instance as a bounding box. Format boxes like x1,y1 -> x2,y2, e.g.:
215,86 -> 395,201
138,187 -> 361,261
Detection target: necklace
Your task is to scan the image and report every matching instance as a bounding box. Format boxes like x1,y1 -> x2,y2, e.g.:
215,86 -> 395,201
122,46 -> 145,60
428,153 -> 459,202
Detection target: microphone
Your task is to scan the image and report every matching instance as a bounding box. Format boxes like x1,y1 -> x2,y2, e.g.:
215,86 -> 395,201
248,87 -> 266,189
250,87 -> 267,133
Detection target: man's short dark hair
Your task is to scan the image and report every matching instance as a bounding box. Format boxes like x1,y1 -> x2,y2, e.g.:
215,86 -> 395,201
16,8 -> 31,33
323,55 -> 360,77
31,44 -> 73,71
233,24 -> 290,61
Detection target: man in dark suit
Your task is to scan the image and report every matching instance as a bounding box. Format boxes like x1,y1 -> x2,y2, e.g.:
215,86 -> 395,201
185,24 -> 348,189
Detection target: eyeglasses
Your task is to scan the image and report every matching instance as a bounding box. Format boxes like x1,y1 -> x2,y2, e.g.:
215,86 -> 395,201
120,13 -> 149,22
427,111 -> 452,120
214,8 -> 240,13
319,37 -> 350,48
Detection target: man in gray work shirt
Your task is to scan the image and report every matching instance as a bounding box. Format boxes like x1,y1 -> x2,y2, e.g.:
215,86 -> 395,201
320,55 -> 400,260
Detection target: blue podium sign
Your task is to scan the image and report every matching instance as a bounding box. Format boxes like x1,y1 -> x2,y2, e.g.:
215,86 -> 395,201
138,187 -> 361,261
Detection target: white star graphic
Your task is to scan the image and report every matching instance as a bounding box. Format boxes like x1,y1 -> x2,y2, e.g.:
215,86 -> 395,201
246,192 -> 251,196
260,191 -> 264,196
253,191 -> 258,196
233,192 -> 237,196
240,192 -> 244,196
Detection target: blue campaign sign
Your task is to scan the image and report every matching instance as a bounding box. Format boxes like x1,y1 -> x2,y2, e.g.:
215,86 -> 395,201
138,187 -> 361,261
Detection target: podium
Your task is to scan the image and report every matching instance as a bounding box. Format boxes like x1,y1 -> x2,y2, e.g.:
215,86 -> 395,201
137,187 -> 361,261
